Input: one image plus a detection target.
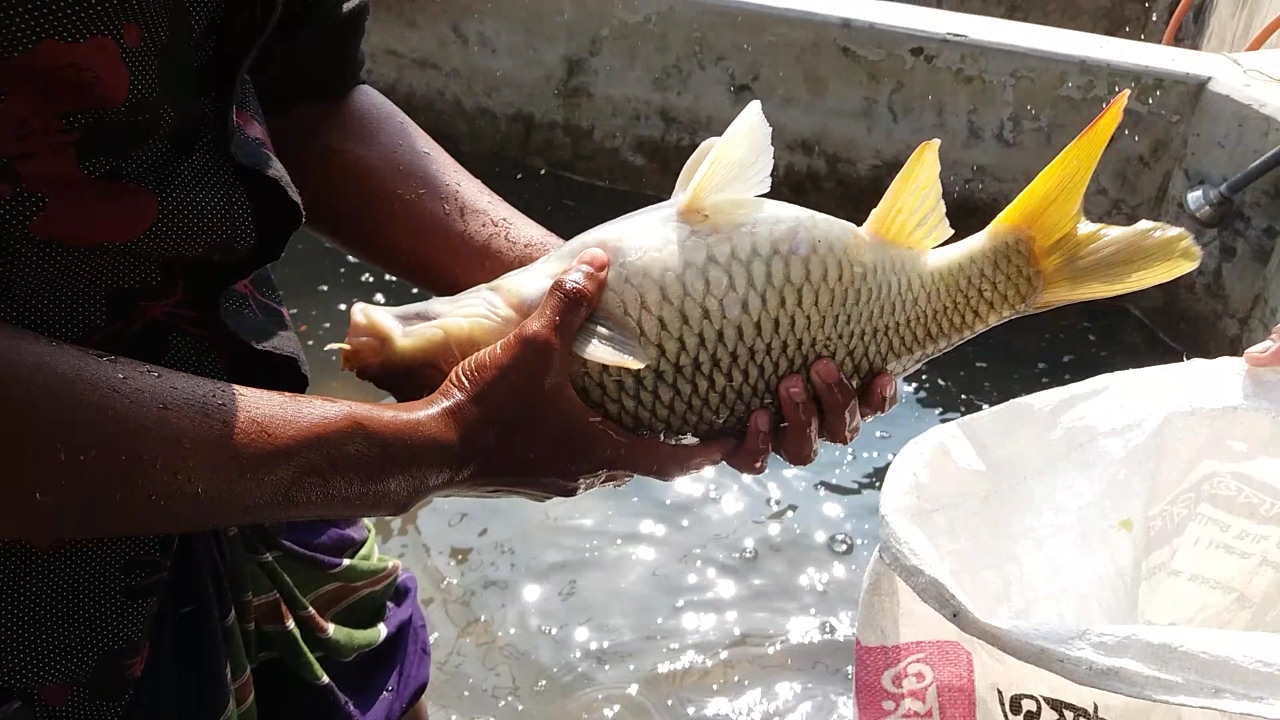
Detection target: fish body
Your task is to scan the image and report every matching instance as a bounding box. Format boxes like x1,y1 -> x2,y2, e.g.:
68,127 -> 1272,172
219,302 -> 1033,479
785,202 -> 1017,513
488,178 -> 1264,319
330,91 -> 1202,441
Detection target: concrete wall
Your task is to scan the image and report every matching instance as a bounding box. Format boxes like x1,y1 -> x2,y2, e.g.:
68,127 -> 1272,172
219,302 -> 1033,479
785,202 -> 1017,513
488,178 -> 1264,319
888,0 -> 1195,44
1200,0 -> 1280,53
363,0 -> 1280,356
1135,49 -> 1280,354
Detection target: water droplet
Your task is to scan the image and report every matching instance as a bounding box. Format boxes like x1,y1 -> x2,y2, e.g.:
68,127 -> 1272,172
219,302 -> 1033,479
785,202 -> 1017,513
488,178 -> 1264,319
372,292 -> 387,304
317,284 -> 329,292
737,546 -> 758,561
874,430 -> 891,439
826,533 -> 855,556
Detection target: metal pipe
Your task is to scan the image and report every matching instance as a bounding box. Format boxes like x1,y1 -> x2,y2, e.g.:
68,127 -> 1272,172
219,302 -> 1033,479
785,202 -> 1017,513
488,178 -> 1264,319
1183,144 -> 1280,228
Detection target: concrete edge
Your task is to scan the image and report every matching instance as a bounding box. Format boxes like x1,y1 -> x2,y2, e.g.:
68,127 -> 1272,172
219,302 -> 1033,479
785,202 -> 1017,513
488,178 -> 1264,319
719,0 -> 1280,117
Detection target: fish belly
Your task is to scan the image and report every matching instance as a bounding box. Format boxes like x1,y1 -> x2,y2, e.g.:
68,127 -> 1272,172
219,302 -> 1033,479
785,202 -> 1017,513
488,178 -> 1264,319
569,206 -> 1041,439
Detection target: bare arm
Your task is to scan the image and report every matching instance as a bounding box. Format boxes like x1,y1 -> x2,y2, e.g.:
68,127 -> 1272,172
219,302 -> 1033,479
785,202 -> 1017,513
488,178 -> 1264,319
1,322 -> 459,544
265,85 -> 562,294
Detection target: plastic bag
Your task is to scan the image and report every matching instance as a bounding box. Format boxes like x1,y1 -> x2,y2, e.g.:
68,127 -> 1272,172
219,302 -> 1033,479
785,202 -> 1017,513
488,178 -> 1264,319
853,357 -> 1280,720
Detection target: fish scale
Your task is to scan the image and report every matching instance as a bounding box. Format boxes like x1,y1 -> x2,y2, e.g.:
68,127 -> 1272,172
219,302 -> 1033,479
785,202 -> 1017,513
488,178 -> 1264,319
331,93 -> 1202,445
567,229 -> 1039,439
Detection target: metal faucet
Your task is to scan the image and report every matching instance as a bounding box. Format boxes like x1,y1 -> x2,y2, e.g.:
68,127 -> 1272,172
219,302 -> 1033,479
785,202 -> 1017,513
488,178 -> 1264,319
1184,144 -> 1280,228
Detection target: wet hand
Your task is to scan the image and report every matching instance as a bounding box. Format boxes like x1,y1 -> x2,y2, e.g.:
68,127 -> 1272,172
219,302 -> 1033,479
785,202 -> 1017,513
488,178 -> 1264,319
1244,323 -> 1280,368
431,249 -> 737,497
723,364 -> 899,475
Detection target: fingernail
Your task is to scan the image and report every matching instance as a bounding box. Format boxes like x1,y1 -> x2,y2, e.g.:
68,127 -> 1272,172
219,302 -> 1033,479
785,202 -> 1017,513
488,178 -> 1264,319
1245,338 -> 1275,355
787,383 -> 808,403
752,412 -> 771,449
574,248 -> 609,274
815,360 -> 841,384
882,381 -> 897,408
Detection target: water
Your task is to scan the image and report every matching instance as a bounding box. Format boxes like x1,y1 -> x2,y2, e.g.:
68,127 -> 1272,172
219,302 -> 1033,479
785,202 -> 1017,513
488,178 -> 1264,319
271,153 -> 1184,720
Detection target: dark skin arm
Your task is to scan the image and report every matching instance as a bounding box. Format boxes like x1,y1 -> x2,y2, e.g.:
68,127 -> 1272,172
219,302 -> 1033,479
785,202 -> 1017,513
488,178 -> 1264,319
0,254 -> 735,544
265,86 -> 900,472
0,321 -> 456,544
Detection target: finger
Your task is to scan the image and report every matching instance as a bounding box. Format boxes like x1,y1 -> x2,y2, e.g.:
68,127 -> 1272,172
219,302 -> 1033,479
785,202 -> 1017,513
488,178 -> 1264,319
775,375 -> 821,466
527,248 -> 610,344
808,358 -> 860,444
858,373 -> 899,419
724,409 -> 773,475
1244,327 -> 1280,368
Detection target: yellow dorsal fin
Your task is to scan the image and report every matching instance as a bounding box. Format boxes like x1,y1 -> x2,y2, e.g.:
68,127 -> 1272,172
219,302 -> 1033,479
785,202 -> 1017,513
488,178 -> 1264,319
672,136 -> 720,200
988,89 -> 1130,244
863,138 -> 954,250
676,99 -> 774,217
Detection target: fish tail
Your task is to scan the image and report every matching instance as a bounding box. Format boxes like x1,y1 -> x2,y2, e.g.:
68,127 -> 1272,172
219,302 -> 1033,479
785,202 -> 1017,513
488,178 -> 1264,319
987,89 -> 1202,311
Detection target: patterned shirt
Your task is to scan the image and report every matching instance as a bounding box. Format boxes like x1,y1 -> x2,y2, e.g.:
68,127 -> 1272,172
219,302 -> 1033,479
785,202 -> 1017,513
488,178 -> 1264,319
0,1 -> 430,718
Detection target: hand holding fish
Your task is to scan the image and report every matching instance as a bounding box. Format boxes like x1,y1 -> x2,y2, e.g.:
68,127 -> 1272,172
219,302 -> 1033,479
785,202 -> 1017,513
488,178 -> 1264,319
430,247 -> 896,496
333,90 -> 1203,481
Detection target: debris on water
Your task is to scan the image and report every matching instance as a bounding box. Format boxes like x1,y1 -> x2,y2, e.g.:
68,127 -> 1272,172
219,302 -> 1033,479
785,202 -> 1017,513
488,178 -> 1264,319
826,533 -> 855,556
766,503 -> 798,521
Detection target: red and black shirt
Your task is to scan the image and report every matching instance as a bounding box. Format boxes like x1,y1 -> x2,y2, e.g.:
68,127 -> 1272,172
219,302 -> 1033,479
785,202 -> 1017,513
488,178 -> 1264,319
0,0 -> 377,717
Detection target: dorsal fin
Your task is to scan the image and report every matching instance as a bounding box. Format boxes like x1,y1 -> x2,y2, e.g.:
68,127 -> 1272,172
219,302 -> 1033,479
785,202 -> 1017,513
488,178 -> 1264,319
863,139 -> 954,251
672,137 -> 720,199
675,99 -> 774,217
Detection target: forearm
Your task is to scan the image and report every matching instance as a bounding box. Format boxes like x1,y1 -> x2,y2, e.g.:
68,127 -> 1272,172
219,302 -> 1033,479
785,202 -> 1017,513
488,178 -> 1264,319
1,322 -> 461,543
266,85 -> 563,295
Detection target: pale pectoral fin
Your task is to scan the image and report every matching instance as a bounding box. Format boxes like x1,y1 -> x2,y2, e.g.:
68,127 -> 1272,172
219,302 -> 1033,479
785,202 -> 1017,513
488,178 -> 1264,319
672,137 -> 720,200
676,99 -> 774,217
863,138 -> 954,251
571,317 -> 651,369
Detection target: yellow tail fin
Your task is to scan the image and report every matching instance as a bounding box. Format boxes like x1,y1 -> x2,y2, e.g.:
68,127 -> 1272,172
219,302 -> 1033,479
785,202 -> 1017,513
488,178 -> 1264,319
988,89 -> 1202,310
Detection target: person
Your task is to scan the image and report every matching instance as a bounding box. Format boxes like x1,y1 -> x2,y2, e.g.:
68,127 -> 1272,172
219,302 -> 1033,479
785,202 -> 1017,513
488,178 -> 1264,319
1244,324 -> 1280,368
0,2 -> 899,719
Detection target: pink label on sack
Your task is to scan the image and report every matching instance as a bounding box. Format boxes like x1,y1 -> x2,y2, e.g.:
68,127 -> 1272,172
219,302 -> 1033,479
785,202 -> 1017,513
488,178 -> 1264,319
854,639 -> 976,720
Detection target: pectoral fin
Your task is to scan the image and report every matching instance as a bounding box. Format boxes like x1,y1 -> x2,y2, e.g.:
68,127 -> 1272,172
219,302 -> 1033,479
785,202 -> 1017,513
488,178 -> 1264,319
572,315 -> 652,369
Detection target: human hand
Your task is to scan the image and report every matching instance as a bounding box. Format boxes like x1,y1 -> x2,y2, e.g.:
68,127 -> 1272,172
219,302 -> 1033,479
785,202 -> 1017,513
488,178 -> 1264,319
1244,323 -> 1280,367
721,364 -> 898,475
429,248 -> 739,497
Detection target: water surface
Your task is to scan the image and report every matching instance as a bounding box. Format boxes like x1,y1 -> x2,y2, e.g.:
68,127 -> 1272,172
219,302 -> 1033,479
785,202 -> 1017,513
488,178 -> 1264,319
272,154 -> 1184,720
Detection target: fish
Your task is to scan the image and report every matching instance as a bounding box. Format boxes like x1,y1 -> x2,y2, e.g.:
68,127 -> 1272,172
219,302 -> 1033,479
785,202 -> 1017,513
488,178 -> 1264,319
326,89 -> 1202,442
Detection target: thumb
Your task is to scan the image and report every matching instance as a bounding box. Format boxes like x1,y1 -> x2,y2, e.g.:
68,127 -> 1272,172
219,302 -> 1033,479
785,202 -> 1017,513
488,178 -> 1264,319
531,248 -> 610,345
